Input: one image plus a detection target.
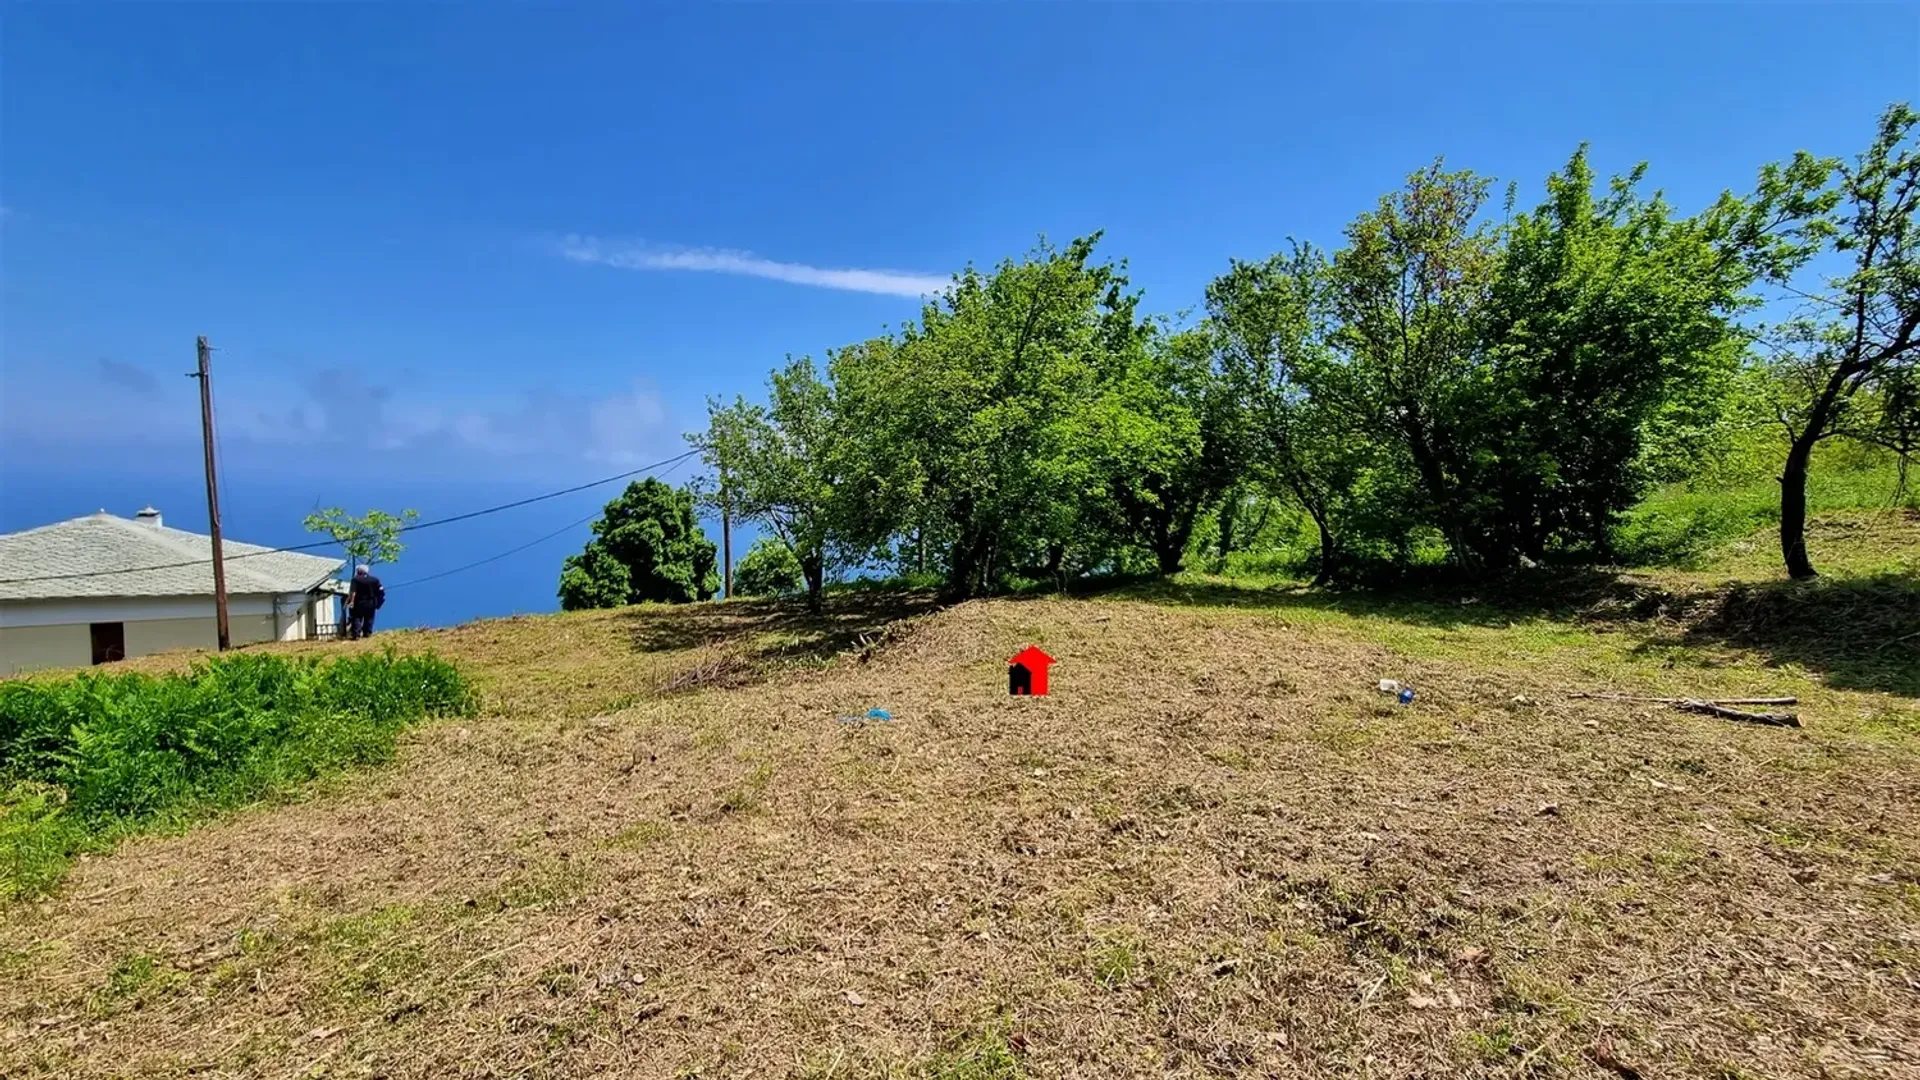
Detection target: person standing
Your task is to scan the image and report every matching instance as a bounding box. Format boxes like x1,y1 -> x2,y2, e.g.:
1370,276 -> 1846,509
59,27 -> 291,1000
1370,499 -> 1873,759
346,564 -> 385,639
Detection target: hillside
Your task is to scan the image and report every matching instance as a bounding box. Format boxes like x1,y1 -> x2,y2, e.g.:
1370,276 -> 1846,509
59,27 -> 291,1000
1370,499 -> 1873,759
3,518 -> 1917,1079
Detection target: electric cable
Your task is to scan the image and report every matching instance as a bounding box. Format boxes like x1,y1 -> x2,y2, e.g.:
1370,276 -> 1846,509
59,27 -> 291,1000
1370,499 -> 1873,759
387,452 -> 696,589
0,448 -> 702,585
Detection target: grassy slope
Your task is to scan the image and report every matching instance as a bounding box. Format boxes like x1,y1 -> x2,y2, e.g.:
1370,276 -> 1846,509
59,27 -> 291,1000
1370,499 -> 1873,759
1616,461 -> 1915,574
1,524 -> 1915,1080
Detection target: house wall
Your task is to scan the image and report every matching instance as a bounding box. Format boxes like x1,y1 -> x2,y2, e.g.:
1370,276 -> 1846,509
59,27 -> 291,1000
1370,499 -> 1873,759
0,623 -> 93,675
271,594 -> 306,642
122,615 -> 279,657
0,594 -> 313,675
310,593 -> 340,637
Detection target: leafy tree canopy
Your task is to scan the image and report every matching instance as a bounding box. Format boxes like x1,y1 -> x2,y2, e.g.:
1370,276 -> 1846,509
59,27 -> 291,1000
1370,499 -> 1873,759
303,507 -> 419,568
671,104 -> 1917,592
731,536 -> 804,597
557,479 -> 717,610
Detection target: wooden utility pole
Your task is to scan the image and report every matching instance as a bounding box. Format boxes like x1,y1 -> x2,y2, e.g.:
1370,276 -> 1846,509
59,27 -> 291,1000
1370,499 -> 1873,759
191,336 -> 232,650
721,488 -> 733,599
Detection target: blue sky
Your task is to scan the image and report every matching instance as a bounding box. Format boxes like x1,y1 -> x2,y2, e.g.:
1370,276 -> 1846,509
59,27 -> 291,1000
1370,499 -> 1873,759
3,3 -> 1914,625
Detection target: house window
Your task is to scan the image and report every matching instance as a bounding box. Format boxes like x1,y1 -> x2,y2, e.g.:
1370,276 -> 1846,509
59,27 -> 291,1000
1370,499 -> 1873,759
89,622 -> 126,665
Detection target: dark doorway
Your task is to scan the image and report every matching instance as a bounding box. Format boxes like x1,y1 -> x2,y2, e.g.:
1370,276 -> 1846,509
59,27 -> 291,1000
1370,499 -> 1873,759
1009,663 -> 1032,696
89,622 -> 126,665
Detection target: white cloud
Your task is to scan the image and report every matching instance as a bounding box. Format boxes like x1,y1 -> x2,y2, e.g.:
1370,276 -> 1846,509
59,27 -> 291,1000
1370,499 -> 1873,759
587,384 -> 670,465
3,354 -> 697,495
558,235 -> 948,298
11,356 -> 677,473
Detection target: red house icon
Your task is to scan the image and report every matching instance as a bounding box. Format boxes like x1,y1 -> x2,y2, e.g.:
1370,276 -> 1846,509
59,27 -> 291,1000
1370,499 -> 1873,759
1008,646 -> 1054,696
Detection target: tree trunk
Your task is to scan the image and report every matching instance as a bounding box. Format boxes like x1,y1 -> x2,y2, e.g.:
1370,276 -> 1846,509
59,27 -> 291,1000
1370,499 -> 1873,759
1151,489 -> 1202,578
721,499 -> 732,599
1281,473 -> 1339,585
1156,509 -> 1195,577
804,559 -> 825,613
1216,493 -> 1238,562
1312,511 -> 1340,586
946,526 -> 992,601
1044,544 -> 1066,592
1779,366 -> 1855,581
1156,538 -> 1184,577
944,550 -> 972,601
944,497 -> 978,600
1779,432 -> 1819,580
1400,413 -> 1480,570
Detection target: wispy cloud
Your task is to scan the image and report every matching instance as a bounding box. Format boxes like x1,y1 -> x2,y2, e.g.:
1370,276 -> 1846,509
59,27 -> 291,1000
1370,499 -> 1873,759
97,357 -> 160,394
557,235 -> 948,298
5,351 -> 680,484
229,369 -> 674,468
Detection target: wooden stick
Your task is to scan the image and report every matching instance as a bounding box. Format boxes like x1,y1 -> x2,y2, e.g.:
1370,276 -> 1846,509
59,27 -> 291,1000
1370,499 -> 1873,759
1571,692 -> 1797,706
1671,700 -> 1802,728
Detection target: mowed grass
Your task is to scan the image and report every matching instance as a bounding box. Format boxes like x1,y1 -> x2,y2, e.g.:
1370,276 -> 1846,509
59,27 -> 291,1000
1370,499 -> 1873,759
1,534 -> 1916,1079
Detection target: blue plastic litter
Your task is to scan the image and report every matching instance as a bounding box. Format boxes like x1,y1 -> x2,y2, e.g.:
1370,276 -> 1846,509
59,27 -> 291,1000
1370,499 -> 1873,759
1397,688 -> 1416,705
867,708 -> 893,721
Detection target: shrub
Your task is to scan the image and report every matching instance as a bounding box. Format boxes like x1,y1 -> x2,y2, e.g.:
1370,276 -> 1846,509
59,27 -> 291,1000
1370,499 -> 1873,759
732,537 -> 804,597
0,650 -> 474,899
559,478 -> 719,608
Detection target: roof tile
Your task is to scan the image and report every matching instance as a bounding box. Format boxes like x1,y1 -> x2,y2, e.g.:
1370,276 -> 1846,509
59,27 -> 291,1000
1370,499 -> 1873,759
0,513 -> 345,600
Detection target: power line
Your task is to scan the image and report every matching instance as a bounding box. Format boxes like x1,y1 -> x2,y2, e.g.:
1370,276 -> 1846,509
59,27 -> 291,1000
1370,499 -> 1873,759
385,511 -> 601,589
400,449 -> 699,537
388,453 -> 696,590
0,448 -> 702,586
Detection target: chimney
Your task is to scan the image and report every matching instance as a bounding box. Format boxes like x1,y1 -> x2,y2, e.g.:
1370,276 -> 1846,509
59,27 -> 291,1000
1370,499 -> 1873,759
135,506 -> 162,528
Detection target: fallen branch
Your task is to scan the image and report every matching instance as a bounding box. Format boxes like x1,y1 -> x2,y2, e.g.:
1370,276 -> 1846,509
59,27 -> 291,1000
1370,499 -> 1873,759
1669,700 -> 1802,728
1571,692 -> 1797,706
1571,692 -> 1802,728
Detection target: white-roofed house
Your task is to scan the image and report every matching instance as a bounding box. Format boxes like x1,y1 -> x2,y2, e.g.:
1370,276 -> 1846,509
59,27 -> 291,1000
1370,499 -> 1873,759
0,506 -> 347,675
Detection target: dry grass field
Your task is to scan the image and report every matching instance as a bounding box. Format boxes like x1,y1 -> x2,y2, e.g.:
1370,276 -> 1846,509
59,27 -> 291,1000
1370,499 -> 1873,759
3,514 -> 1917,1079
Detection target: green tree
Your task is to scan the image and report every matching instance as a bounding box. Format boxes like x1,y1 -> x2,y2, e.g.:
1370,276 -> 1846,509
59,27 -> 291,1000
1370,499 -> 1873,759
556,542 -> 632,611
302,507 -> 420,568
823,334 -> 934,577
687,416 -> 748,598
1316,161 -> 1503,568
731,536 -> 804,596
1470,147 -> 1766,561
1207,242 -> 1387,581
1750,103 -> 1920,578
856,235 -> 1145,598
691,356 -> 878,612
1869,370 -> 1920,501
1210,485 -> 1282,567
1085,326 -> 1251,575
556,479 -> 717,609
1256,152 -> 1783,574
